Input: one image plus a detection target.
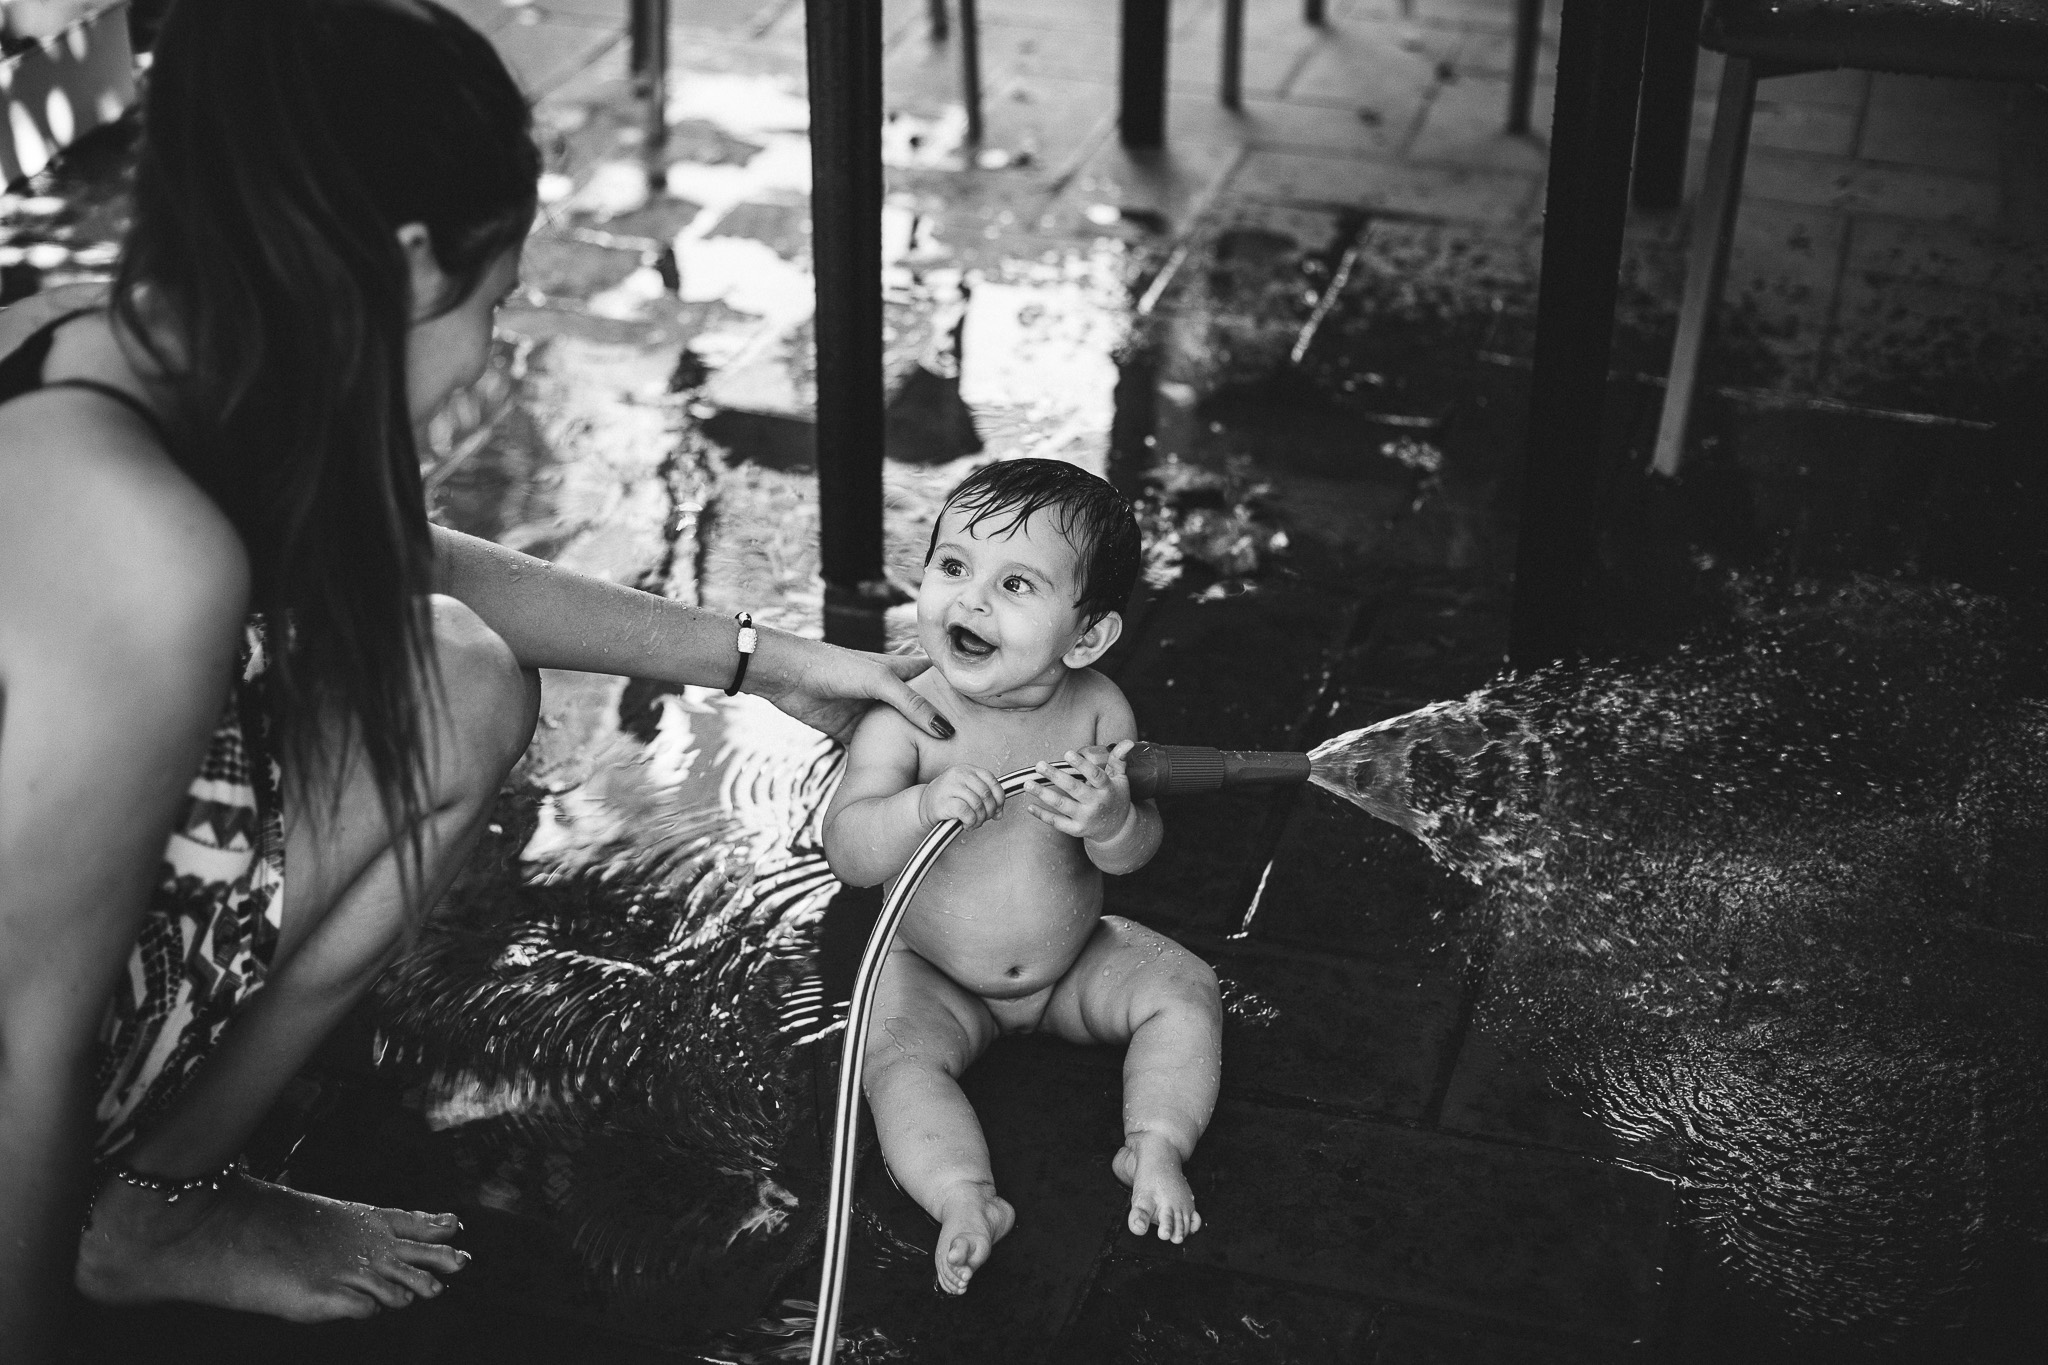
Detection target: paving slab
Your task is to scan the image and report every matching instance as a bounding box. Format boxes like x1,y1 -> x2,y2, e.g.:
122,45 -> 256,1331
1132,1100 -> 1676,1341
1435,1022 -> 1618,1157
1369,1309 -> 1630,1365
1208,941 -> 1465,1122
1052,1256 -> 1379,1364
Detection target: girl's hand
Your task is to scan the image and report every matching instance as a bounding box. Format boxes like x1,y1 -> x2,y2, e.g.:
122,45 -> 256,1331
1023,741 -> 1136,843
751,632 -> 955,746
919,765 -> 1006,830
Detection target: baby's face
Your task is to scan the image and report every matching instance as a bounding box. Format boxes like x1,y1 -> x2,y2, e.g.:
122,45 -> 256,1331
918,503 -> 1093,706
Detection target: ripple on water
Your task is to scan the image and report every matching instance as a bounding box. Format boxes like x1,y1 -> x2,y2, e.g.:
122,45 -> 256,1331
1309,578 -> 2048,1335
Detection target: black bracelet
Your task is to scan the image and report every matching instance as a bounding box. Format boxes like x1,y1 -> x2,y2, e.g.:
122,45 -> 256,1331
725,611 -> 757,696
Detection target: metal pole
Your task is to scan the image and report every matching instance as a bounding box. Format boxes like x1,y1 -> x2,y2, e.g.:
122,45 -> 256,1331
960,0 -> 983,145
1221,0 -> 1244,111
1507,0 -> 1543,134
1120,0 -> 1171,148
805,0 -> 887,646
1507,0 -> 1652,670
639,0 -> 670,185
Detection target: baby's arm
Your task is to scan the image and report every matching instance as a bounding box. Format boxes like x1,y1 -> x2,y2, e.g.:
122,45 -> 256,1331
823,709 -> 1004,887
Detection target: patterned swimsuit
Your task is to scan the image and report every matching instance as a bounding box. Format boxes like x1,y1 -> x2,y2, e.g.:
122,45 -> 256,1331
0,310 -> 287,1165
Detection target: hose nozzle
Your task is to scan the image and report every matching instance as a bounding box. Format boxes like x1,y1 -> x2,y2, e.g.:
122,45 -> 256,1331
1123,742 -> 1311,800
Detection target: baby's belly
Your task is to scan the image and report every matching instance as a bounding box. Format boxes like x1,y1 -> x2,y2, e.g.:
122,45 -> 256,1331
892,821 -> 1102,997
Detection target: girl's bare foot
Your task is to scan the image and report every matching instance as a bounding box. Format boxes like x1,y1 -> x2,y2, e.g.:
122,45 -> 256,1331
1113,1131 -> 1201,1243
76,1169 -> 470,1320
931,1180 -> 1014,1295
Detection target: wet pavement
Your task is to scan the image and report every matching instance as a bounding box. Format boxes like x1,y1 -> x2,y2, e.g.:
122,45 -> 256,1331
29,1 -> 2048,1361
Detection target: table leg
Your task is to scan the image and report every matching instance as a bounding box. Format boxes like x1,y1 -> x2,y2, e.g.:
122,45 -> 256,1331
1120,0 -> 1171,148
804,0 -> 888,647
1507,0 -> 1651,669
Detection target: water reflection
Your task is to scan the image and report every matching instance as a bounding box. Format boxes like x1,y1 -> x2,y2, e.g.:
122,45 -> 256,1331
376,686 -> 844,1317
1310,579 -> 2048,1333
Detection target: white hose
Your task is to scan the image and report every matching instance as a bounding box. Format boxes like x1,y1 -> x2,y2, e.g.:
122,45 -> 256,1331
808,761 -> 1076,1365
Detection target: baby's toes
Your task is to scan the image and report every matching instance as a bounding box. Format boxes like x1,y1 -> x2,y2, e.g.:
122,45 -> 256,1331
386,1209 -> 462,1244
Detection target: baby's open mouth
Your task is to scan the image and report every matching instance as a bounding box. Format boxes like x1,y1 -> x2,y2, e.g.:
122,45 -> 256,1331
948,624 -> 996,660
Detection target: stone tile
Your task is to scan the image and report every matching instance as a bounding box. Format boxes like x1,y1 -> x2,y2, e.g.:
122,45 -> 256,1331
1104,585 -> 1359,932
1455,26 -> 1556,84
1718,200 -> 1850,392
1234,150 -> 1538,222
977,18 -> 1122,85
1760,66 -> 1870,109
1175,1 -> 1328,102
1436,1023 -> 1617,1157
492,15 -> 622,98
1824,272 -> 2048,416
1844,216 -> 2048,295
1738,147 -> 2001,226
920,1037 -> 1131,1354
1859,91 -> 2005,178
1043,102 -> 1246,238
1406,75 -> 1551,175
945,75 -> 1119,187
1724,93 -> 1861,159
1242,781 -> 1478,975
1053,1257 -> 1378,1364
1137,1101 -> 1676,1340
1209,942 -> 1464,1121
1371,1310 -> 1631,1364
1287,17 -> 1460,110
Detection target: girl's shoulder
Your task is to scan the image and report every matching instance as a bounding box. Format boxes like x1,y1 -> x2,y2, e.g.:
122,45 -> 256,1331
0,302 -> 247,654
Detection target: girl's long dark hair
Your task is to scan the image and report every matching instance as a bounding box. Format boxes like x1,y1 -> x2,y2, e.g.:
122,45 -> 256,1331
114,0 -> 538,887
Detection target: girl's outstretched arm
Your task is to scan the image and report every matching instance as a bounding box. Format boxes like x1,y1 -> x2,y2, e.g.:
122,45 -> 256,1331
428,526 -> 953,746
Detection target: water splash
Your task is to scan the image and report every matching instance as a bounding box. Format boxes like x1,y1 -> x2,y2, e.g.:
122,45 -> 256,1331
1309,578 -> 2048,1333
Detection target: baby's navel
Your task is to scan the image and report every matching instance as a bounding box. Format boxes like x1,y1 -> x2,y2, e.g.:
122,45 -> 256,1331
1005,966 -> 1023,978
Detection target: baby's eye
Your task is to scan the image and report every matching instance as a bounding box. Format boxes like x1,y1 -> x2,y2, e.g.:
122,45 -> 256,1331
938,557 -> 966,576
1003,575 -> 1033,594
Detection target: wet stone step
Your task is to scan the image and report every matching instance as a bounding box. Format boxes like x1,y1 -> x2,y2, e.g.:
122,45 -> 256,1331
1369,1308 -> 1635,1365
1149,1100 -> 1675,1343
1240,794 -> 1480,976
837,1036 -> 1129,1363
1103,584 -> 1360,935
1205,942 -> 1464,1124
1435,1025 -> 1621,1159
1050,1256 -> 1378,1364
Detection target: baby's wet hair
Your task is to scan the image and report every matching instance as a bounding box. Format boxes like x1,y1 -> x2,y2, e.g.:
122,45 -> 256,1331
928,458 -> 1142,624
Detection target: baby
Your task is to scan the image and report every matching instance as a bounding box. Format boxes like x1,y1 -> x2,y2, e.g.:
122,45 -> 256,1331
824,458 -> 1222,1295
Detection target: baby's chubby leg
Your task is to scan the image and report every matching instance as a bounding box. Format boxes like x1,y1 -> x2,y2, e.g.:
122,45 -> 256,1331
861,947 -> 1013,1294
1042,917 -> 1221,1243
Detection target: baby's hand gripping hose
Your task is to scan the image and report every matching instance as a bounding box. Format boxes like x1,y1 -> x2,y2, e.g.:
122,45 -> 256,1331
808,743 -> 1310,1364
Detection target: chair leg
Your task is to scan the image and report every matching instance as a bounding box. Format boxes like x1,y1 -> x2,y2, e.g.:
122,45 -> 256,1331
1650,54 -> 1757,479
1507,0 -> 1543,134
1222,0 -> 1245,109
960,0 -> 983,143
1631,0 -> 1703,209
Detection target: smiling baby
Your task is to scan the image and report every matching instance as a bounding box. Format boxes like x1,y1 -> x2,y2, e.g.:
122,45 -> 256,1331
823,458 -> 1222,1295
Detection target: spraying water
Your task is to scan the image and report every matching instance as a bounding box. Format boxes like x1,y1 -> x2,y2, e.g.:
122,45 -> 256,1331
1308,578 -> 2048,1333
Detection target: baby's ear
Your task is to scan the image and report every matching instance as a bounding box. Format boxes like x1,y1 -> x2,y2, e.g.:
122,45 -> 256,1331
1064,610 -> 1122,669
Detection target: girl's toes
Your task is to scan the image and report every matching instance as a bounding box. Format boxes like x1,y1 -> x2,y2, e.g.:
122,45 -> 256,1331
1127,1200 -> 1153,1236
388,1210 -> 462,1243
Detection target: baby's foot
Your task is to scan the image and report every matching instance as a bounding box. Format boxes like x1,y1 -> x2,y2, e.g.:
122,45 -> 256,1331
931,1180 -> 1014,1295
77,1168 -> 469,1320
1113,1131 -> 1201,1243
